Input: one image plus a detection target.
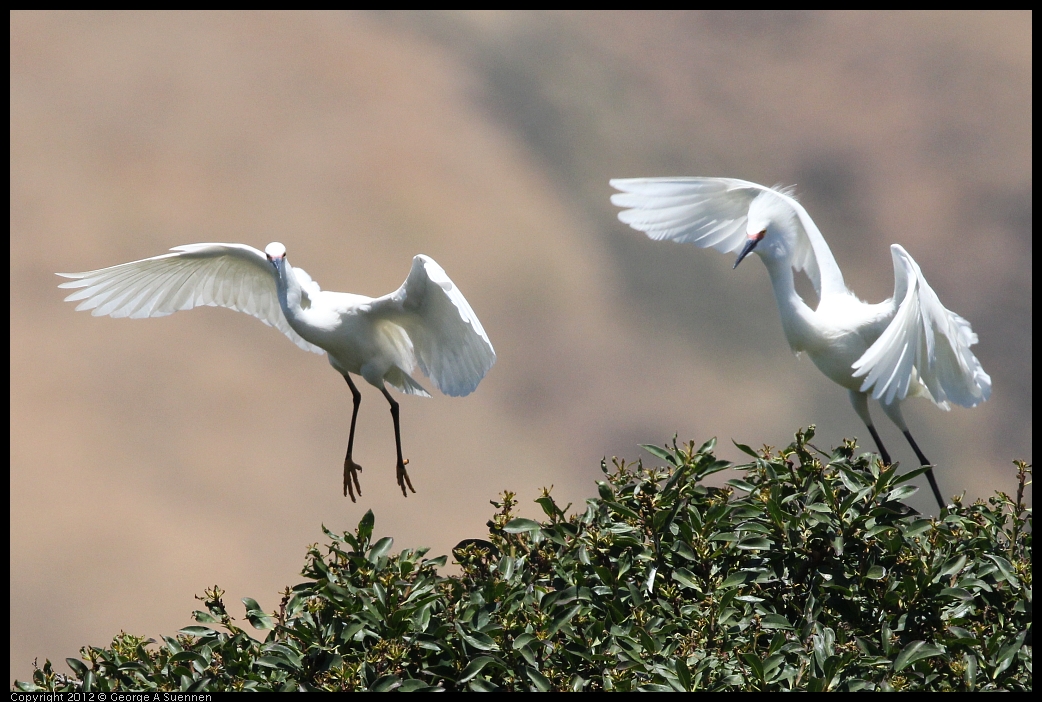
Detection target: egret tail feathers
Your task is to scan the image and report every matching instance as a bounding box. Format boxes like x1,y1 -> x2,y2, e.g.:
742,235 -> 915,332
385,366 -> 432,398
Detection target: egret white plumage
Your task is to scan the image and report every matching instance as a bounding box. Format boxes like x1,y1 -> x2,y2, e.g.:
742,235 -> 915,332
610,177 -> 990,511
58,243 -> 496,501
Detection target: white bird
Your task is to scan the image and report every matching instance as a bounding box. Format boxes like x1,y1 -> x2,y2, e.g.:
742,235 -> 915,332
610,177 -> 990,510
57,242 -> 496,501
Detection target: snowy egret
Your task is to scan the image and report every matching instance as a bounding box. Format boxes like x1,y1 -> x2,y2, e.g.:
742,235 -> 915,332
58,243 -> 496,501
610,177 -> 990,510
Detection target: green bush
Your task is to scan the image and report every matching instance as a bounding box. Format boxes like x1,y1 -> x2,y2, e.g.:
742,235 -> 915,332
17,428 -> 1031,691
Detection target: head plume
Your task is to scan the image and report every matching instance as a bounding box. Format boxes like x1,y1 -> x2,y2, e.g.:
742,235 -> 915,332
747,187 -> 798,238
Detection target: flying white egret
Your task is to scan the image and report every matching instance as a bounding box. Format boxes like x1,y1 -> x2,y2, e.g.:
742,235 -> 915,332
610,177 -> 990,511
58,243 -> 496,501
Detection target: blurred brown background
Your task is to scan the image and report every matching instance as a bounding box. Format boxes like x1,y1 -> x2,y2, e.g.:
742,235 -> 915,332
10,11 -> 1031,684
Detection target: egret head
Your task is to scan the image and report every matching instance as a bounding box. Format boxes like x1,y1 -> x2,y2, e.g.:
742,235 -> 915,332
265,242 -> 287,260
265,242 -> 289,283
734,189 -> 798,269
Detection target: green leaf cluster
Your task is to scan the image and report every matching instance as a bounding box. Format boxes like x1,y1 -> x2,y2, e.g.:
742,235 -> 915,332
16,429 -> 1031,691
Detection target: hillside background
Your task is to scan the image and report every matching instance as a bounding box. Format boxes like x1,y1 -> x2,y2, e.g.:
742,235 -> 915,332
10,11 -> 1031,684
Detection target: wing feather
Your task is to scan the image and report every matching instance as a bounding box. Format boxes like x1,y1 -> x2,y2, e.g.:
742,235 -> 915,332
57,243 -> 324,354
610,176 -> 846,297
852,245 -> 991,408
611,177 -> 754,254
368,255 -> 495,397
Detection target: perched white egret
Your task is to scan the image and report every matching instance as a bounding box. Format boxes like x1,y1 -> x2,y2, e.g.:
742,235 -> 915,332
610,177 -> 990,510
58,243 -> 496,501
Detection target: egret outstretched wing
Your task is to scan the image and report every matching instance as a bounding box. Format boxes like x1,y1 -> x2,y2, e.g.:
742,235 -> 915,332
369,255 -> 496,397
57,243 -> 325,354
610,177 -> 754,251
610,177 -> 848,298
852,245 -> 991,408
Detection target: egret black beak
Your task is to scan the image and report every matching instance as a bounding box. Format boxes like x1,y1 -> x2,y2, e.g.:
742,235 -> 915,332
733,233 -> 764,269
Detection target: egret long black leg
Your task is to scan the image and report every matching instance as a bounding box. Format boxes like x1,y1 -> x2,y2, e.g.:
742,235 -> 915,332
903,430 -> 945,512
342,374 -> 364,502
380,386 -> 415,497
849,391 -> 892,467
865,424 -> 892,466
